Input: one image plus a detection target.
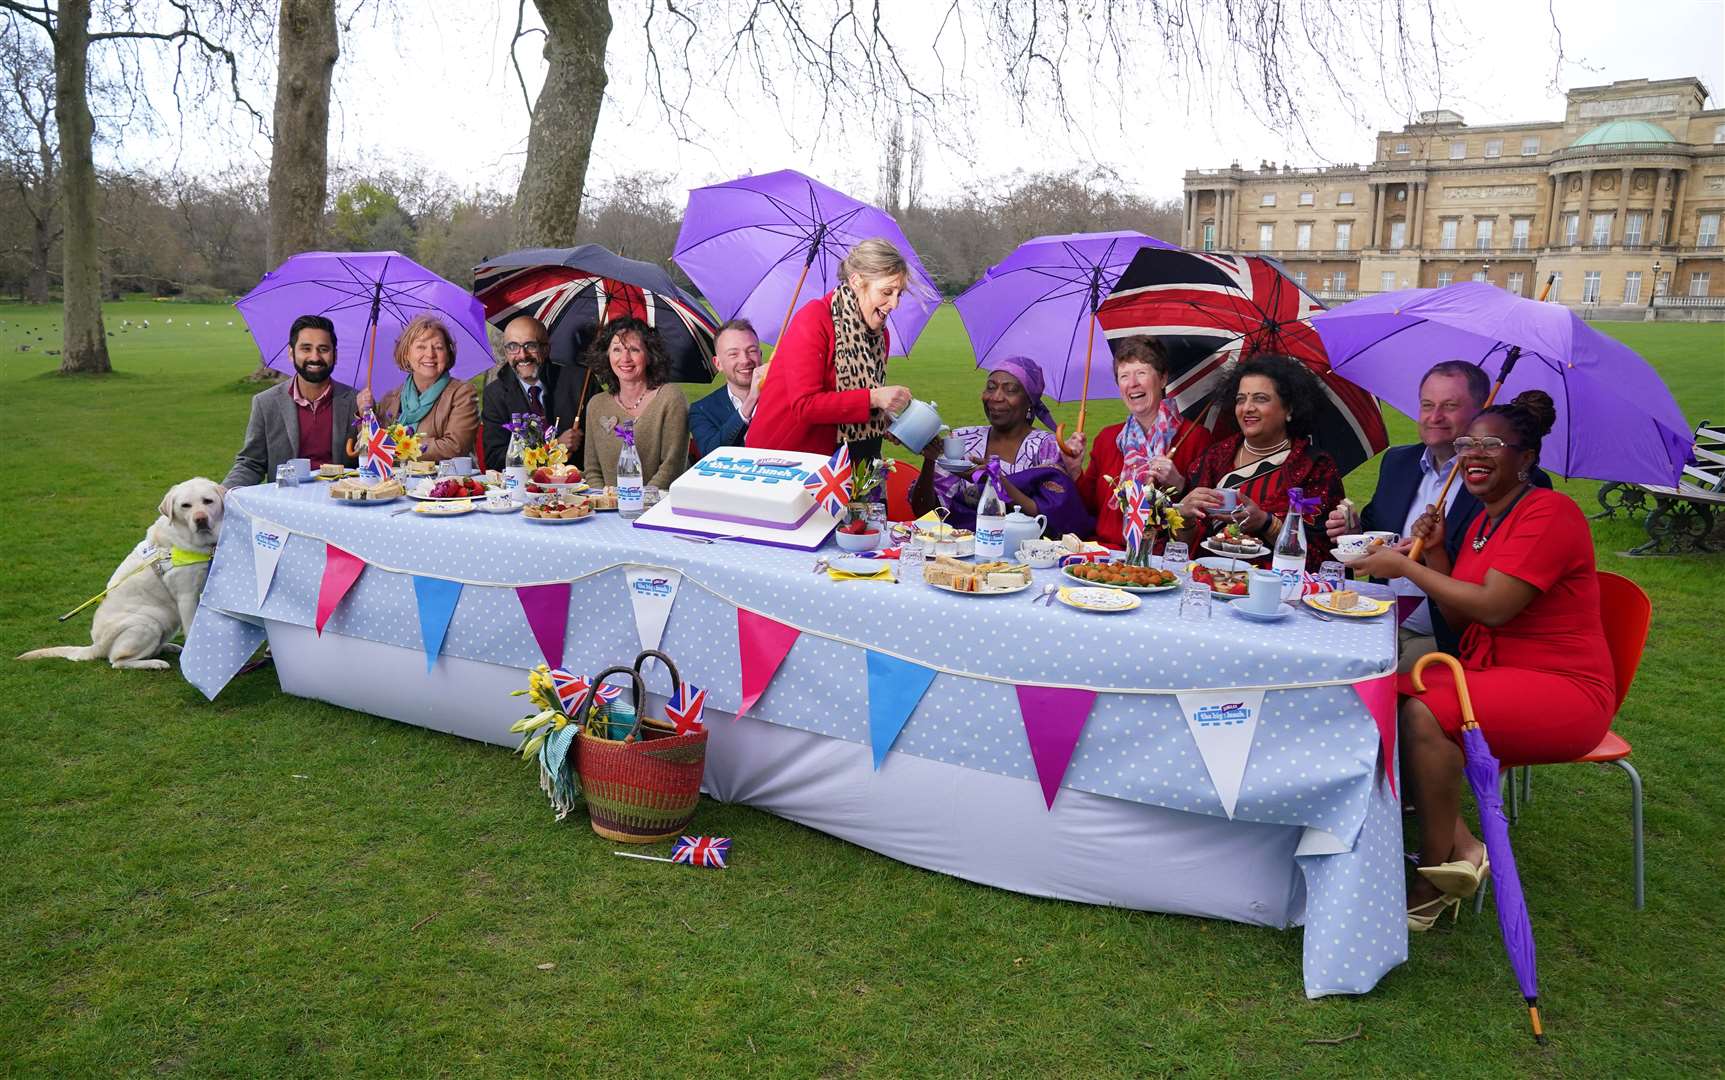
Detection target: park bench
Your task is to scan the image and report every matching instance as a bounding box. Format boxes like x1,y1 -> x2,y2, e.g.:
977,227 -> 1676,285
1594,419 -> 1725,555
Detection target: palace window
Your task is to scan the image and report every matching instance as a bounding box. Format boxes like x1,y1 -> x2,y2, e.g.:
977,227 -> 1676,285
1440,219 -> 1459,250
1507,272 -> 1525,296
1472,271 -> 1488,283
1390,220 -> 1407,249
1699,212 -> 1721,247
1582,271 -> 1602,304
1299,191 -> 1315,207
1449,140 -> 1466,160
1474,219 -> 1494,250
1293,271 -> 1308,287
1623,272 -> 1642,304
1380,271 -> 1396,293
1715,124 -> 1725,145
1624,212 -> 1646,247
1690,272 -> 1712,298
1657,211 -> 1670,243
1485,139 -> 1503,159
1436,271 -> 1453,287
1590,213 -> 1612,248
1657,271 -> 1671,296
1296,223 -> 1312,250
1511,218 -> 1531,251
1334,222 -> 1353,250
1329,272 -> 1348,293
1395,141 -> 1410,155
1259,223 -> 1275,250
1563,213 -> 1580,246
1338,191 -> 1355,205
1202,222 -> 1216,250
1548,272 -> 1563,300
1261,192 -> 1277,207
1521,136 -> 1540,156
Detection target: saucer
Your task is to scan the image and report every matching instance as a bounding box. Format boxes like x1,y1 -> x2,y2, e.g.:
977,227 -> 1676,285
935,456 -> 976,473
1229,603 -> 1290,623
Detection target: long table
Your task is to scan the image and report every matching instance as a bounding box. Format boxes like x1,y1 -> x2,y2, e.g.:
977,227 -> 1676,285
184,483 -> 1408,997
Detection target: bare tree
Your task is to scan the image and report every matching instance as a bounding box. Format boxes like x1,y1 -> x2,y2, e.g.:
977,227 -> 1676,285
510,0 -> 611,247
878,110 -> 904,216
0,0 -> 264,374
0,20 -> 60,303
267,0 -> 337,267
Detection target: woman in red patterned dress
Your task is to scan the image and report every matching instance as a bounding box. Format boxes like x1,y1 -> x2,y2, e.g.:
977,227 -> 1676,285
1355,391 -> 1615,931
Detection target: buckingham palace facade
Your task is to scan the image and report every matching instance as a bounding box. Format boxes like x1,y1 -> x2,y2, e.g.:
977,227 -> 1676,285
1183,77 -> 1725,315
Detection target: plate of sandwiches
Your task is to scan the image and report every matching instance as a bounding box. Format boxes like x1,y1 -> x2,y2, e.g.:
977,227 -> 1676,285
328,476 -> 404,504
921,557 -> 1034,595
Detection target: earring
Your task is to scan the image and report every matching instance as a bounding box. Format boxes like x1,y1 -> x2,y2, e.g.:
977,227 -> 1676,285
1517,470 -> 1528,482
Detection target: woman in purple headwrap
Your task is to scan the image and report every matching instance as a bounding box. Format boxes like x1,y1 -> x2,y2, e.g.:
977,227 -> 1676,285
909,356 -> 1093,536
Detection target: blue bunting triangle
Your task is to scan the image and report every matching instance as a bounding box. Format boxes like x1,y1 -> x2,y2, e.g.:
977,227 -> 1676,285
412,576 -> 463,672
866,650 -> 937,770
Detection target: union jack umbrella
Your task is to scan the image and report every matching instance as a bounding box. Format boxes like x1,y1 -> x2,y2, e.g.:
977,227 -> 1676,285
1095,248 -> 1387,475
665,681 -> 708,735
670,835 -> 730,869
474,244 -> 719,385
803,444 -> 853,519
362,413 -> 396,478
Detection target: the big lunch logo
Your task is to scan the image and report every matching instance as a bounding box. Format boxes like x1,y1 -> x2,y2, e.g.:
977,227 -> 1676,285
1195,702 -> 1251,728
253,528 -> 284,550
631,576 -> 675,599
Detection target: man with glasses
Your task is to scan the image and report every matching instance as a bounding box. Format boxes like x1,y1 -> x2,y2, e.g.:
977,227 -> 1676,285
481,315 -> 582,470
1326,360 -> 1549,669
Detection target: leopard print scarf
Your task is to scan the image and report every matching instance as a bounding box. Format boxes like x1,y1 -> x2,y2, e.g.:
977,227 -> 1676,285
831,283 -> 889,443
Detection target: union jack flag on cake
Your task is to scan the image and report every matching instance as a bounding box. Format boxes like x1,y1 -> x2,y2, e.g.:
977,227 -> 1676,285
670,835 -> 730,868
802,443 -> 853,519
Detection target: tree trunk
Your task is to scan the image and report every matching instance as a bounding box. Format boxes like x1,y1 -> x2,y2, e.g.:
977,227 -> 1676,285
512,0 -> 611,248
52,0 -> 109,374
267,0 -> 338,267
27,216 -> 51,304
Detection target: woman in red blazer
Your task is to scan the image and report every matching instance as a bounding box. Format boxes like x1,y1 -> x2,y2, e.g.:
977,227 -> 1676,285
745,239 -> 917,458
1061,335 -> 1212,549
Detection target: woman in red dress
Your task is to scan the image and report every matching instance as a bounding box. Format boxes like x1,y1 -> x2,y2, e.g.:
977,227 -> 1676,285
1059,336 -> 1212,549
1175,355 -> 1345,570
1355,391 -> 1615,931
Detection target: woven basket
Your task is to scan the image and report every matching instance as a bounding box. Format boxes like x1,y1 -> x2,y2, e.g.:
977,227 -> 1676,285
572,652 -> 708,844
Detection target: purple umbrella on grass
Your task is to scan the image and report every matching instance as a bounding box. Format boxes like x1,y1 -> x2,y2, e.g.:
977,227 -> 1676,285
672,169 -> 940,356
1311,283 -> 1691,485
953,231 -> 1179,438
237,251 -> 494,397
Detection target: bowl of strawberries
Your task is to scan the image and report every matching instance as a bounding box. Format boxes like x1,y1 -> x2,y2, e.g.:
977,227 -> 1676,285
833,517 -> 883,551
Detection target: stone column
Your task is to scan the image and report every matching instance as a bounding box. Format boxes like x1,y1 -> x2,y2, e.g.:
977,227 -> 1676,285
1575,169 -> 1593,246
1655,168 -> 1672,244
1545,174 -> 1564,247
1612,167 -> 1632,245
1670,169 -> 1689,246
1409,182 -> 1425,250
1371,184 -> 1386,249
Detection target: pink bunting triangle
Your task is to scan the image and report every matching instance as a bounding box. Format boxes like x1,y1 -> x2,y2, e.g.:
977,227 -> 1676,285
736,609 -> 799,720
1352,674 -> 1399,799
1015,685 -> 1097,809
516,583 -> 572,669
315,544 -> 366,636
1395,595 -> 1424,626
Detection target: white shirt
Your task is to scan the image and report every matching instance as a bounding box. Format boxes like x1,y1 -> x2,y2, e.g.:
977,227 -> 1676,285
1393,446 -> 1459,636
727,386 -> 752,421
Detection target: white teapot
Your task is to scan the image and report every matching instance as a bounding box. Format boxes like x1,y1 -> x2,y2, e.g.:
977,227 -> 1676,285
1000,509 -> 1048,548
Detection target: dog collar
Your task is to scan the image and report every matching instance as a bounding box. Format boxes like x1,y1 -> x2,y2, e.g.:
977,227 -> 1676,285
169,546 -> 213,567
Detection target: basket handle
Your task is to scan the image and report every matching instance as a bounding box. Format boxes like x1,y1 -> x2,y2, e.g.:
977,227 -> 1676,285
632,649 -> 684,699
575,664 -> 649,740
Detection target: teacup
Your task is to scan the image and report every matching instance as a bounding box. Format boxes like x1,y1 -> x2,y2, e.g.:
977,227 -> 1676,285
289,457 -> 313,479
1017,539 -> 1063,568
1363,530 -> 1399,547
1333,534 -> 1373,563
1216,488 -> 1239,512
1244,569 -> 1283,614
942,432 -> 965,461
445,456 -> 474,476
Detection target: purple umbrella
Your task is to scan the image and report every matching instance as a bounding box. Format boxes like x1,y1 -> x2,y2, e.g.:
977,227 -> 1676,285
672,169 -> 940,356
953,231 -> 1179,434
1412,653 -> 1546,1044
1311,282 -> 1691,485
237,251 -> 494,396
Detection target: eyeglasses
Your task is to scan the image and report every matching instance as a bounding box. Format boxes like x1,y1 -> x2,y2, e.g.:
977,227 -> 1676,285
502,341 -> 547,358
1453,436 -> 1524,454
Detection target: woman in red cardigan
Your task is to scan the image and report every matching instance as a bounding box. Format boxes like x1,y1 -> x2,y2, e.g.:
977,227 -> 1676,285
745,239 -> 917,458
1060,335 -> 1213,549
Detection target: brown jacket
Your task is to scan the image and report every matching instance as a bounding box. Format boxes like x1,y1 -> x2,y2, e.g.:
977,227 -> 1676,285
379,378 -> 480,462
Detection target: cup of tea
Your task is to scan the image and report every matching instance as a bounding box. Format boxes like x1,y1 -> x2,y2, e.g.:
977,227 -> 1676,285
1244,569 -> 1283,614
942,432 -> 965,461
1216,488 -> 1239,513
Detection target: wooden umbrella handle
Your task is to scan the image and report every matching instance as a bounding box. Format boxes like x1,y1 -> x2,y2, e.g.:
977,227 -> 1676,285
1410,652 -> 1476,728
758,260 -> 815,393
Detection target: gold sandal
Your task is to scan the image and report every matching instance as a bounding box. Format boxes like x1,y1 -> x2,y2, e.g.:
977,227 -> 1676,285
1407,893 -> 1461,932
1417,855 -> 1490,899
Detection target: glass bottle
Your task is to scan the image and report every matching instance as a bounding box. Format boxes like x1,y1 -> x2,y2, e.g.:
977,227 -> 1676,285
974,458 -> 1008,560
617,425 -> 645,520
504,413 -> 528,496
1271,496 -> 1309,595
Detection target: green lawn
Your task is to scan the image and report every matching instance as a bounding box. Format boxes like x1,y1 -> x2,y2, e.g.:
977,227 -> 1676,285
2,300 -> 1723,1077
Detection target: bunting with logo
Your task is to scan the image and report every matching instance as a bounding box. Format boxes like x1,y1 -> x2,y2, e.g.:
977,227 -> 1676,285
250,518 -> 288,606
623,566 -> 681,658
1015,685 -> 1098,809
1351,673 -> 1399,799
516,583 -> 572,668
1175,688 -> 1266,819
736,609 -> 799,719
314,543 -> 365,635
411,576 -> 463,671
865,650 -> 938,769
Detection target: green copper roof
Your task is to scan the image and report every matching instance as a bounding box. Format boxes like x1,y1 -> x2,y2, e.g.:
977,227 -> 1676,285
1572,119 -> 1677,147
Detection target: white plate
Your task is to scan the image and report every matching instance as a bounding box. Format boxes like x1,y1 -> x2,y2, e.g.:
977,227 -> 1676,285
1187,557 -> 1252,601
924,576 -> 1033,597
830,555 -> 891,574
1059,564 -> 1181,593
934,457 -> 976,473
409,481 -> 494,502
521,509 -> 596,524
1201,538 -> 1269,560
1304,593 -> 1394,618
1057,586 -> 1141,613
524,481 -> 590,494
413,499 -> 475,517
331,493 -> 400,506
478,501 -> 522,514
1229,603 -> 1291,623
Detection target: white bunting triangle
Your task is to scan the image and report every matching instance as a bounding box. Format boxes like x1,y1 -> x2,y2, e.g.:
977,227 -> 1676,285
1175,688 -> 1266,819
622,565 -> 681,659
251,518 -> 289,607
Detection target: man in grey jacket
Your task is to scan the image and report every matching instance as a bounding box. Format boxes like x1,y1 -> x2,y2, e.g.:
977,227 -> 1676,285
224,315 -> 359,487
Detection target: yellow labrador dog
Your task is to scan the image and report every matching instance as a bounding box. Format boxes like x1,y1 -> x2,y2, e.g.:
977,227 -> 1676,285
20,477 -> 227,670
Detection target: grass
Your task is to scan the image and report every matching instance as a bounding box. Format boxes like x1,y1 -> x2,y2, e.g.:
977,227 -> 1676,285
2,299 -> 1723,1077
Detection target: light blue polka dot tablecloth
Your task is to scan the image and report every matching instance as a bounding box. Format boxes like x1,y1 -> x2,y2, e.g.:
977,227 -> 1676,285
184,484 -> 1407,996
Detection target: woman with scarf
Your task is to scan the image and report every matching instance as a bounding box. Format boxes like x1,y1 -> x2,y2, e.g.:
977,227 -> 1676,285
356,315 -> 478,462
910,356 -> 1092,536
745,238 -> 918,460
1060,336 -> 1213,550
1174,354 -> 1344,570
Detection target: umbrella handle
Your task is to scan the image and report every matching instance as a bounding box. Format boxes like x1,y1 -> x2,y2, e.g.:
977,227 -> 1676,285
1409,652 -> 1477,729
759,260 -> 817,394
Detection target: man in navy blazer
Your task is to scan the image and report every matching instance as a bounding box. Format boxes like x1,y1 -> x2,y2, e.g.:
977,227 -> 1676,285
689,319 -> 764,460
1328,360 -> 1550,668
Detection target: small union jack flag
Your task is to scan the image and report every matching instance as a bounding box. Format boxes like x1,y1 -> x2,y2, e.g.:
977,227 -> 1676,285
670,835 -> 729,868
803,444 -> 852,519
1122,481 -> 1149,551
363,413 -> 396,478
665,681 -> 708,735
549,668 -> 622,713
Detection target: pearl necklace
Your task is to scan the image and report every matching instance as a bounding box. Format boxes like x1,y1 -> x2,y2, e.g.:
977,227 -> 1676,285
1238,437 -> 1290,459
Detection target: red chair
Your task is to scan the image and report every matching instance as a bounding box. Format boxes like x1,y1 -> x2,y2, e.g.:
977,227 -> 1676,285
885,459 -> 920,522
1486,571 -> 1651,911
473,423 -> 486,472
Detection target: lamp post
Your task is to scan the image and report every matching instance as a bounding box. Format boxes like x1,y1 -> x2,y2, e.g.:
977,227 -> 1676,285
1645,258 -> 1662,322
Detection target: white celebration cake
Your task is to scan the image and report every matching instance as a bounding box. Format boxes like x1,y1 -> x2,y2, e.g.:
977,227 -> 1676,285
634,447 -> 840,549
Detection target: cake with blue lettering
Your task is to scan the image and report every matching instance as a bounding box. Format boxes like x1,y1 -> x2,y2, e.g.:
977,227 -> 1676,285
663,447 -> 834,530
